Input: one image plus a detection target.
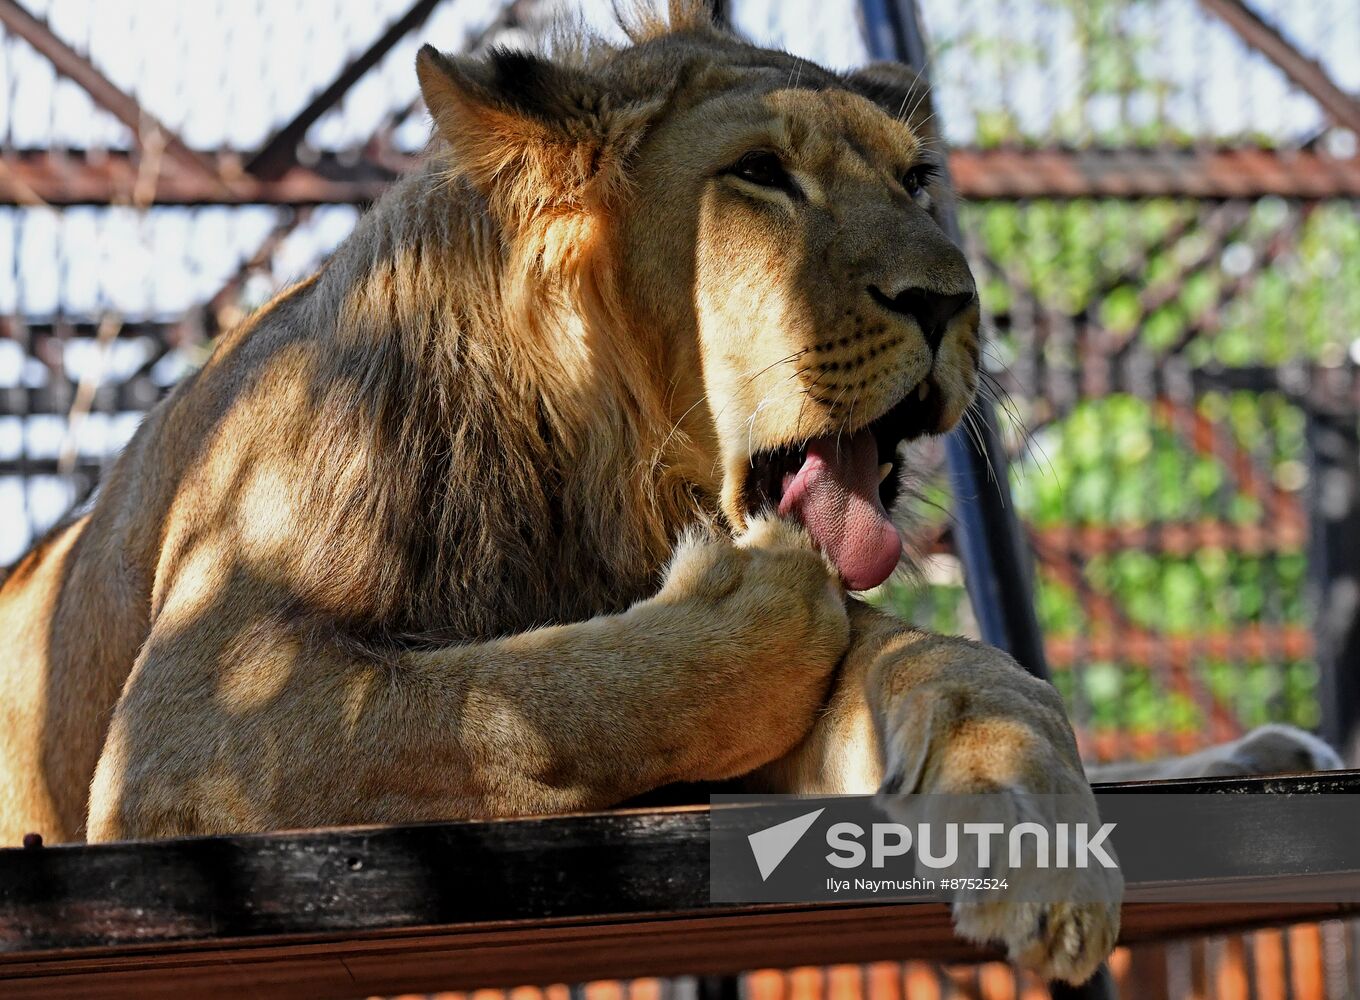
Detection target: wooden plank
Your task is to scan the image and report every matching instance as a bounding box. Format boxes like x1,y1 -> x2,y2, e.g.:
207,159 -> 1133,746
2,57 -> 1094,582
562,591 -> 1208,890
4,148 -> 1360,207
1,772 -> 1359,998
3,901 -> 1359,1000
0,810 -> 715,952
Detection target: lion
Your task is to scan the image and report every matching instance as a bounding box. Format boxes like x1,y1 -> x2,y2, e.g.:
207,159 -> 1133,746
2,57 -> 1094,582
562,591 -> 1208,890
0,0 -> 1340,984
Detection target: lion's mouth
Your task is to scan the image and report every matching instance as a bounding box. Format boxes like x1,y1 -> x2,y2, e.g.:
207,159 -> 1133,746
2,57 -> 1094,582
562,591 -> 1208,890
742,377 -> 945,591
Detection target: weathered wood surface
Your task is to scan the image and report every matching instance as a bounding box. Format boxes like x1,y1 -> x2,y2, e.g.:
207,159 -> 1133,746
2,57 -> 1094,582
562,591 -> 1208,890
2,771 -> 1358,999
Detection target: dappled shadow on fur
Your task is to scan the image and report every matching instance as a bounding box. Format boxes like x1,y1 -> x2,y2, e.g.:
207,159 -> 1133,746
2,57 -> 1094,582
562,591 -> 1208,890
1,1 -> 970,844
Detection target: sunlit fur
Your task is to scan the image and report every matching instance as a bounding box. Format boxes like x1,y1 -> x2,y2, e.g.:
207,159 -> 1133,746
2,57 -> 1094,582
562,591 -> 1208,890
0,4 -> 1124,982
0,0 -> 967,839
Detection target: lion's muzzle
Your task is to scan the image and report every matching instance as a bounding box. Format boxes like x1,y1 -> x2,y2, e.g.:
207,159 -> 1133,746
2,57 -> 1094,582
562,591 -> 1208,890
866,284 -> 976,355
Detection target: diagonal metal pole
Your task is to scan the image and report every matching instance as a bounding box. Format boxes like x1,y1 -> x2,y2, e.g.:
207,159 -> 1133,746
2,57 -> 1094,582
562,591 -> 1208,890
0,0 -> 227,192
1197,0 -> 1360,136
246,0 -> 445,179
855,2 -> 1116,998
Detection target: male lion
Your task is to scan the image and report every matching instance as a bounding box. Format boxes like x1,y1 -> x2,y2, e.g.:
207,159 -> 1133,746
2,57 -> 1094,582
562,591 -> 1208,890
0,0 -> 1340,984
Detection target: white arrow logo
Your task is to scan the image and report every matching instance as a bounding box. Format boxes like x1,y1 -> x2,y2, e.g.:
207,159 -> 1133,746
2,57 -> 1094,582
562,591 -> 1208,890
748,808 -> 825,881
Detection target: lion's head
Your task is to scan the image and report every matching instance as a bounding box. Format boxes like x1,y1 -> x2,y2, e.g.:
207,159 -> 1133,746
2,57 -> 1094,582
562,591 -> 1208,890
415,1 -> 979,593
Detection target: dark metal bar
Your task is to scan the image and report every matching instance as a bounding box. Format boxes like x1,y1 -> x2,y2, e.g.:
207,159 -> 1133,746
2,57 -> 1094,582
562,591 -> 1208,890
856,2 -> 1108,995
0,0 -> 226,189
245,0 -> 445,180
1307,405 -> 1360,760
942,409 -> 1052,677
696,974 -> 741,1000
858,0 -> 1051,680
1197,0 -> 1360,135
1051,967 -> 1120,1000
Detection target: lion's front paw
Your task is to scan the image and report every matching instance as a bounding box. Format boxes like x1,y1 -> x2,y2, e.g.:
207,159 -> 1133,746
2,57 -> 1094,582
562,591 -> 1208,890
658,514 -> 849,669
952,895 -> 1119,986
646,516 -> 851,780
872,657 -> 1121,984
878,783 -> 1121,985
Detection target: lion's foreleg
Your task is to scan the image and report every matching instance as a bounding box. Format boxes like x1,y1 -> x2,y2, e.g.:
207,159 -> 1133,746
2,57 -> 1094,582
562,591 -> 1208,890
751,600 -> 1099,800
748,600 -> 1120,986
85,523 -> 848,841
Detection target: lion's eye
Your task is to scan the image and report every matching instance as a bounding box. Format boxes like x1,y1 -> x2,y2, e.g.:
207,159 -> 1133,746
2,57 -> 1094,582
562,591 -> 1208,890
727,151 -> 796,194
901,163 -> 939,199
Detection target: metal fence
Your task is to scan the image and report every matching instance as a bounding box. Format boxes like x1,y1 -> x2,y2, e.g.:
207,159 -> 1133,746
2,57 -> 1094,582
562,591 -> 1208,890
883,191 -> 1360,764
0,0 -> 1357,997
870,0 -> 1360,768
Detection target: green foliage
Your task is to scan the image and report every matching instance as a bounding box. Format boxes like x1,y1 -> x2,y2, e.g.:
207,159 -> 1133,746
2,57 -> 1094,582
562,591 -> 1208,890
881,196 -> 1354,752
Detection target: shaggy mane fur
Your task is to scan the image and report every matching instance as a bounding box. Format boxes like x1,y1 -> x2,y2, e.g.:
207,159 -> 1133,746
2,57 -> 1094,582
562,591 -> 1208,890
283,179 -> 707,644
283,6 -> 736,643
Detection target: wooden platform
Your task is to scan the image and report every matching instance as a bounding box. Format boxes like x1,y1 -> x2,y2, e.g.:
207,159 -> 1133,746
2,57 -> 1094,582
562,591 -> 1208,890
2,771 -> 1359,1000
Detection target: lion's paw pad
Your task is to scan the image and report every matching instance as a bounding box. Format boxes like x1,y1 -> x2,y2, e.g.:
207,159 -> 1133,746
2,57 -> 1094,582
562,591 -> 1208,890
953,897 -> 1118,986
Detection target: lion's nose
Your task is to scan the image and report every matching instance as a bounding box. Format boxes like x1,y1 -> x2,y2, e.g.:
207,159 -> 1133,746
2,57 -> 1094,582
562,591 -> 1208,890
867,286 -> 975,352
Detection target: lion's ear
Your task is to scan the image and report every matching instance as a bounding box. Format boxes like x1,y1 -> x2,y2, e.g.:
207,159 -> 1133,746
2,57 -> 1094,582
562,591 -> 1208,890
844,61 -> 935,138
417,45 -> 657,218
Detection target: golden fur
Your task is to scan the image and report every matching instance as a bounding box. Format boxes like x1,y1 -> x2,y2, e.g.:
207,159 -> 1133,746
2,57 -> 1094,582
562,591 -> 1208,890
24,0 -> 1349,981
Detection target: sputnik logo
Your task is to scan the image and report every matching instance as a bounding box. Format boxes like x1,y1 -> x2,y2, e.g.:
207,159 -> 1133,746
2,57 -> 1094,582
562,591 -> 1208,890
747,808 -> 825,881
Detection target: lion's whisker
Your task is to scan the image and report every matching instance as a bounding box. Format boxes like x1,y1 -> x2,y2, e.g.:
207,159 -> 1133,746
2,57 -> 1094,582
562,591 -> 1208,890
736,347 -> 809,389
656,348 -> 812,461
745,386 -> 787,463
959,407 -> 999,492
827,382 -> 852,452
795,366 -> 831,434
902,84 -> 930,126
977,369 -> 1057,484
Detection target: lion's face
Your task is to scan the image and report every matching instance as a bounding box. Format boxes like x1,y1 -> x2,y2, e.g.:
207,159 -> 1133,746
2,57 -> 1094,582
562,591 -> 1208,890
417,18 -> 979,591
618,61 -> 979,589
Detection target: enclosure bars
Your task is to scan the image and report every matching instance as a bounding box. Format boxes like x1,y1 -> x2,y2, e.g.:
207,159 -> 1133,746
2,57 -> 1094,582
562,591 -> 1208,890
1308,405 -> 1360,758
855,2 -> 1116,998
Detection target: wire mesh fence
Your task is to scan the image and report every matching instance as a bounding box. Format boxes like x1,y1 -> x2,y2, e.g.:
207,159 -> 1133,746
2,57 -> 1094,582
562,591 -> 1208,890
0,0 -> 1356,997
881,191 -> 1360,764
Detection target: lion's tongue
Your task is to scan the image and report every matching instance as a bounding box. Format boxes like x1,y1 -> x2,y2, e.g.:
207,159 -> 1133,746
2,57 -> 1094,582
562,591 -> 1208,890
777,430 -> 902,592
